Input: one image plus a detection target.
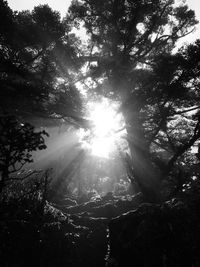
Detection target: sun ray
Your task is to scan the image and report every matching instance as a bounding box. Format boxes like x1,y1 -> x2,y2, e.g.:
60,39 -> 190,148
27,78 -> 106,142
79,98 -> 126,158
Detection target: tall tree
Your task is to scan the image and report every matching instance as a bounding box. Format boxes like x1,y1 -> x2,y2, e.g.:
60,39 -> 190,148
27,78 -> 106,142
67,0 -> 199,201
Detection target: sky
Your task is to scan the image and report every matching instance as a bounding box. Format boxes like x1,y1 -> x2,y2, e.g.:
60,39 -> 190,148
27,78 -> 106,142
7,0 -> 72,17
6,0 -> 200,44
185,0 -> 200,41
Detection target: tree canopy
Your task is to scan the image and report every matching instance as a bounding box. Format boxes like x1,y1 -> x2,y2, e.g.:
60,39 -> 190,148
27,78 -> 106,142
1,0 -> 200,201
66,0 -> 200,201
0,0 -> 84,126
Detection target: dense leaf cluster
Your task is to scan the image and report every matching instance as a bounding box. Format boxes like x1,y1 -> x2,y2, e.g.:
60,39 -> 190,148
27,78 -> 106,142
0,0 -> 83,124
0,115 -> 48,192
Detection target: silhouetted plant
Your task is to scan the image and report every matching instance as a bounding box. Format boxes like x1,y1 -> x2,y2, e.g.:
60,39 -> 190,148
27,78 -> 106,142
0,115 -> 48,193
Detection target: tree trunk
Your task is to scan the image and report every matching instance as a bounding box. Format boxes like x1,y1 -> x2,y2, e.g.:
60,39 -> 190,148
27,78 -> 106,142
124,109 -> 162,202
116,76 -> 162,201
0,168 -> 8,194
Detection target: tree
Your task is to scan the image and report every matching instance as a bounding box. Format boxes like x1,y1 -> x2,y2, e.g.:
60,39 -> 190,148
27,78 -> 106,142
0,115 -> 48,193
0,1 -> 84,126
67,0 -> 199,201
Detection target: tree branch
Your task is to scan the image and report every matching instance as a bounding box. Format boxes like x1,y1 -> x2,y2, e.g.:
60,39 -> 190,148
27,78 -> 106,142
167,121 -> 200,171
7,170 -> 42,182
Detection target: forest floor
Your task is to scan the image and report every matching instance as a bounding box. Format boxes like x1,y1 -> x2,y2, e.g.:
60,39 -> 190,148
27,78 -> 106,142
1,190 -> 200,266
0,192 -> 142,267
53,192 -> 143,267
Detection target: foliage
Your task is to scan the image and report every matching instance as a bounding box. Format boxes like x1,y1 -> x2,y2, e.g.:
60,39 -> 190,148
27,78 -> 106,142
0,1 -> 84,126
0,115 -> 48,192
108,191 -> 200,267
0,194 -> 75,267
67,0 -> 200,201
1,1 -> 200,266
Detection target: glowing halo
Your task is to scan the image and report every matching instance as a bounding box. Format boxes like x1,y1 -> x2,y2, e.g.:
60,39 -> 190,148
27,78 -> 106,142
78,98 -> 126,158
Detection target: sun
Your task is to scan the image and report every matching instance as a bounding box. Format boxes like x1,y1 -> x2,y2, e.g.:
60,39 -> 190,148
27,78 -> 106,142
79,98 -> 126,158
